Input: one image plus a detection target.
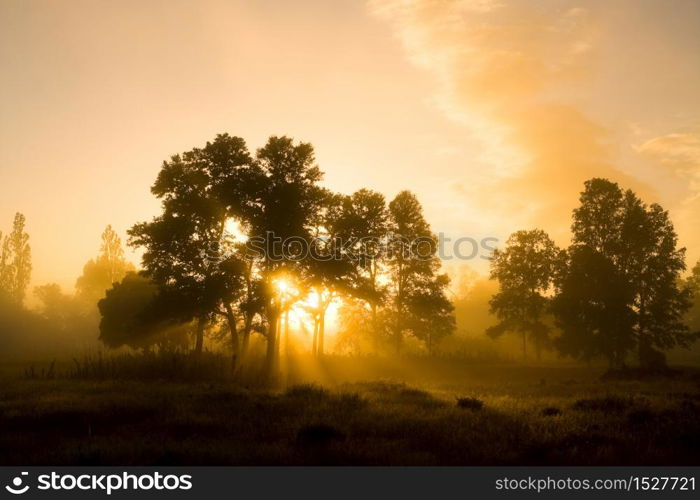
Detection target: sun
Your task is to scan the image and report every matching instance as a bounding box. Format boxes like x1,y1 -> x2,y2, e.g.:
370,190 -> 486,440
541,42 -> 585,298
275,278 -> 292,294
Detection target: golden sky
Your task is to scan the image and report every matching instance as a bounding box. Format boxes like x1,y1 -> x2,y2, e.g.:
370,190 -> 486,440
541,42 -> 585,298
1,0 -> 699,290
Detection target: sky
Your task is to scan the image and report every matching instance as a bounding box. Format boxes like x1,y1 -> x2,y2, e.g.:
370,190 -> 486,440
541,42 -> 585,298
1,0 -> 699,291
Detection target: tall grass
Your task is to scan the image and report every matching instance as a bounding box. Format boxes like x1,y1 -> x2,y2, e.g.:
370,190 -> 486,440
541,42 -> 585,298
68,351 -> 235,382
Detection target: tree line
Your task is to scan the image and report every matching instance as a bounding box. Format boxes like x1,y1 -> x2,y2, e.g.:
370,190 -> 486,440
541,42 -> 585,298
488,178 -> 700,369
3,135 -> 700,373
98,134 -> 455,375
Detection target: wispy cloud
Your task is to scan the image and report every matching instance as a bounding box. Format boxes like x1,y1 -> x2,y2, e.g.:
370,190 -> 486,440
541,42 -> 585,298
369,0 -> 642,241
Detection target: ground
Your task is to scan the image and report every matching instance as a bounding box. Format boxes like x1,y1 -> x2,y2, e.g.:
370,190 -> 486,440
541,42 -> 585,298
1,358 -> 699,465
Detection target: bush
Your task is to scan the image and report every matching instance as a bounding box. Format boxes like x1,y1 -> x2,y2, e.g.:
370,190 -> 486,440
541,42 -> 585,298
572,396 -> 632,412
541,406 -> 562,417
456,397 -> 484,410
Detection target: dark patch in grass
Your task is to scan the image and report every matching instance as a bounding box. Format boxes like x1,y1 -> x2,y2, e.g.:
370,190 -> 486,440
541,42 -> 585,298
456,397 -> 483,410
296,424 -> 346,446
358,382 -> 447,409
153,451 -> 182,466
285,384 -> 328,400
627,409 -> 655,425
336,392 -> 367,412
602,367 -> 681,381
76,445 -> 101,465
541,407 -> 562,417
560,432 -> 619,449
572,396 -> 632,413
679,400 -> 698,413
69,352 -> 235,382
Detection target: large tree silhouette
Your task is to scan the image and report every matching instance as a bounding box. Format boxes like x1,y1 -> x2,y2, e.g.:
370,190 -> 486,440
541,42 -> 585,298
244,136 -> 326,373
560,178 -> 694,368
553,245 -> 635,368
128,134 -> 253,359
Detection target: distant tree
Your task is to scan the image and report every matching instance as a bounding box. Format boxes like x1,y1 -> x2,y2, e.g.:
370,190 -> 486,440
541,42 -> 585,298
0,231 -> 10,300
335,300 -> 375,354
568,178 -> 694,368
487,229 -> 561,360
0,213 -> 32,305
100,225 -> 130,284
34,284 -> 75,329
386,191 -> 454,353
76,225 -> 135,306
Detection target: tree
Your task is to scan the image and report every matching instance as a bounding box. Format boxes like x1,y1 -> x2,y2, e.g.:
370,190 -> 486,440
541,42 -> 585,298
0,232 -> 10,300
686,260 -> 700,335
34,283 -> 77,331
98,272 -> 190,351
302,191 -> 363,357
405,273 -> 455,354
386,191 -> 454,353
328,189 -> 389,347
0,213 -> 32,305
75,225 -> 135,306
552,245 -> 635,368
568,178 -> 694,368
245,136 -> 326,373
487,229 -> 561,360
128,134 -> 253,360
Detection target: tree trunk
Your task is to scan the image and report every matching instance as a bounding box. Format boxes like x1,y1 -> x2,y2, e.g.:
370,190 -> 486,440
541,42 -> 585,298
276,315 -> 282,362
265,309 -> 279,377
522,330 -> 527,361
224,303 -> 239,372
240,313 -> 252,364
194,316 -> 206,355
240,260 -> 254,363
318,311 -> 326,357
284,310 -> 290,357
638,301 -> 647,369
312,317 -> 319,356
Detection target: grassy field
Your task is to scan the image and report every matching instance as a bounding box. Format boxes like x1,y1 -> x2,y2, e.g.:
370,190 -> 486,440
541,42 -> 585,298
1,356 -> 699,465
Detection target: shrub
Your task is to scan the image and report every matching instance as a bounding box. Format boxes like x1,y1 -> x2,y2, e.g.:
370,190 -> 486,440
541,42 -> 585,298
572,396 -> 631,412
541,406 -> 562,417
456,397 -> 484,410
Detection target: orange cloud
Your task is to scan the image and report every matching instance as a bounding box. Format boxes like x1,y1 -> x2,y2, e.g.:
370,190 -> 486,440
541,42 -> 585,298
369,0 -> 644,243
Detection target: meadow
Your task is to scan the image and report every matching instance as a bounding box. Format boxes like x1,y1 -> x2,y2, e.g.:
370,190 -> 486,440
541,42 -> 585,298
1,355 -> 699,466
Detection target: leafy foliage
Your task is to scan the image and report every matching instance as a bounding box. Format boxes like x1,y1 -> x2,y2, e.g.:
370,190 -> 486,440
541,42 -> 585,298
487,229 -> 561,360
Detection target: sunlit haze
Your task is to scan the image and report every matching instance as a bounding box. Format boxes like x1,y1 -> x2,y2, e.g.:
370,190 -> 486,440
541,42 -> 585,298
1,0 -> 699,289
